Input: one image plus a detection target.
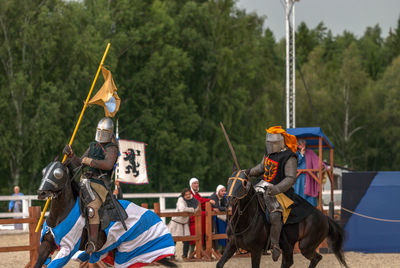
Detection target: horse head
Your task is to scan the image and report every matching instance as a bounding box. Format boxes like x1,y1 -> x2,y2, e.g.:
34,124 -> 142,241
226,170 -> 251,205
37,161 -> 69,200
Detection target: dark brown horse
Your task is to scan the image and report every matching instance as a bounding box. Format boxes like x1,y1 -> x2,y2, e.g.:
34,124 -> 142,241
35,161 -> 177,268
216,170 -> 348,268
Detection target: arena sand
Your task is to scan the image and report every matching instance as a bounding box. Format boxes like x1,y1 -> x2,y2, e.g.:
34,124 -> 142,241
0,234 -> 399,267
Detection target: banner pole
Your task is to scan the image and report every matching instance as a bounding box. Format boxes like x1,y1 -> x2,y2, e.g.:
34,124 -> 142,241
35,43 -> 111,233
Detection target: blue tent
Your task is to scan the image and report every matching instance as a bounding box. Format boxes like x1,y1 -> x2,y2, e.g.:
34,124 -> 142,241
286,127 -> 334,149
286,127 -> 335,216
341,172 -> 400,253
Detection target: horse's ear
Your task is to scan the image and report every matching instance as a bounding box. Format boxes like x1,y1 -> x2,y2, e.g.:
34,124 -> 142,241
232,163 -> 237,173
54,155 -> 59,162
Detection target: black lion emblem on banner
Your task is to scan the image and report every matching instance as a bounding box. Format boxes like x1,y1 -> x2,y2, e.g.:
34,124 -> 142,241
123,148 -> 141,177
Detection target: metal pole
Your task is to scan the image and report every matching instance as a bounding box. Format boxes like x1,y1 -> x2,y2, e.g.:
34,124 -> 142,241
292,3 -> 296,128
285,0 -> 297,129
285,0 -> 290,129
115,119 -> 119,186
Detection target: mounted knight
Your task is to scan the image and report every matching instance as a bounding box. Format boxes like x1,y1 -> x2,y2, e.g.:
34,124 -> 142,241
245,126 -> 314,262
62,117 -> 125,254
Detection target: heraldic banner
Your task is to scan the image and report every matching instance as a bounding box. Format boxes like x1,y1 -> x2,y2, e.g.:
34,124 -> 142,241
117,139 -> 149,184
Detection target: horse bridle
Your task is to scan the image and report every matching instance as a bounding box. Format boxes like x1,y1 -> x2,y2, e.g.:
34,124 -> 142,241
228,192 -> 259,237
50,164 -> 82,200
227,171 -> 250,200
227,173 -> 260,238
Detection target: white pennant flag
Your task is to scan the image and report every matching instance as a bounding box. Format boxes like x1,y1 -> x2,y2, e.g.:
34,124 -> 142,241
116,139 -> 149,184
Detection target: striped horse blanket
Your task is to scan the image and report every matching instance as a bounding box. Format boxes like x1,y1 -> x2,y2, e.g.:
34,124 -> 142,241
41,198 -> 175,267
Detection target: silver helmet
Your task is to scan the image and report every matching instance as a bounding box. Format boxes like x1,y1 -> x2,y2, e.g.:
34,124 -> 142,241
95,117 -> 114,143
266,133 -> 285,154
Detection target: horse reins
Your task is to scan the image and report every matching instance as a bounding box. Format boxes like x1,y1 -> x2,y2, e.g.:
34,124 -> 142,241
228,188 -> 260,237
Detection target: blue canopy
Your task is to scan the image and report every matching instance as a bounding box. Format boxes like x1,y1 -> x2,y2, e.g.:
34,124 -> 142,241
286,127 -> 334,149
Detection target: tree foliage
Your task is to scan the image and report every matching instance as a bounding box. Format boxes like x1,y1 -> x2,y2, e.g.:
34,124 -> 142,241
0,0 -> 399,195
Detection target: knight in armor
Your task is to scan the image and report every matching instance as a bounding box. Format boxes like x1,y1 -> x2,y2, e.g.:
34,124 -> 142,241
245,126 -> 298,262
63,117 -> 118,254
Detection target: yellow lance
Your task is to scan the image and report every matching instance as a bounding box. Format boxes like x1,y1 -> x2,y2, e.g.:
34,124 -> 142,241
35,43 -> 111,232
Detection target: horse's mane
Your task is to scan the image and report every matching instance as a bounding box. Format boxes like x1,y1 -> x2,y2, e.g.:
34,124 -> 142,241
71,179 -> 80,199
64,160 -> 80,199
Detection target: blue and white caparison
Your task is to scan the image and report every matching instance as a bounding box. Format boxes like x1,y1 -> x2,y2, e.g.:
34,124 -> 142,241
38,161 -> 175,267
41,198 -> 175,267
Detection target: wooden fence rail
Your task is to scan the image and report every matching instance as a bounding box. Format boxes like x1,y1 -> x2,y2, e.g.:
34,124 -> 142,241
153,201 -> 231,260
0,206 -> 41,268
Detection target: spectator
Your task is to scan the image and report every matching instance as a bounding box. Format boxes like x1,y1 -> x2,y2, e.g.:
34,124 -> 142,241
293,138 -> 325,206
113,180 -> 123,200
168,188 -> 198,260
210,185 -> 228,212
8,186 -> 24,230
189,178 -> 215,208
188,178 -> 215,255
210,185 -> 228,251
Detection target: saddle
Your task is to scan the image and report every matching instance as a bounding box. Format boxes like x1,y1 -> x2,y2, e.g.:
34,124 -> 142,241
255,186 -> 314,225
256,192 -> 267,215
78,186 -> 128,250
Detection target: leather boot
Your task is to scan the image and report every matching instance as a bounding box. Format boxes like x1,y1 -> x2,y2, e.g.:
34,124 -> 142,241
85,223 -> 99,254
269,212 -> 282,262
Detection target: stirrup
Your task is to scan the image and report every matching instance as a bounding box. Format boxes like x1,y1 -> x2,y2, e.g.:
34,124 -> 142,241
85,241 -> 96,254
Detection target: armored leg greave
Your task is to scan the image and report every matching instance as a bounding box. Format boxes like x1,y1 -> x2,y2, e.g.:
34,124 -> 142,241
86,223 -> 100,254
269,212 -> 282,262
255,180 -> 284,262
85,195 -> 102,254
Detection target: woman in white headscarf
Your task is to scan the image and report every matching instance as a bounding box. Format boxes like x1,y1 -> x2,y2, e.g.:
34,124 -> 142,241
188,177 -> 215,252
210,184 -> 228,249
210,185 -> 228,212
168,188 -> 198,260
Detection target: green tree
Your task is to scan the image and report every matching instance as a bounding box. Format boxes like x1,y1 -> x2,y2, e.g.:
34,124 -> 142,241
370,56 -> 400,169
296,22 -> 327,65
0,0 -> 111,193
358,25 -> 389,80
386,16 -> 400,62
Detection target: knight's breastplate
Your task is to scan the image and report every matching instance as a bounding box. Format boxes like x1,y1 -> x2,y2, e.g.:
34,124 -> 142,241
87,141 -> 114,177
263,149 -> 295,185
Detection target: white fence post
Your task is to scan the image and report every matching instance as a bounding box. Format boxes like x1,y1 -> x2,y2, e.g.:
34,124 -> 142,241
160,196 -> 166,223
22,199 -> 29,231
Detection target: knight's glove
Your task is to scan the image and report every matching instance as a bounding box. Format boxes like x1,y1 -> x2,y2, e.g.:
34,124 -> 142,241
82,157 -> 93,167
266,184 -> 280,196
63,145 -> 74,158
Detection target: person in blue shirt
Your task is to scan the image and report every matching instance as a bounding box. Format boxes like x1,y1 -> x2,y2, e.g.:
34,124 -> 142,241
8,186 -> 24,230
210,185 -> 228,251
293,139 -> 324,207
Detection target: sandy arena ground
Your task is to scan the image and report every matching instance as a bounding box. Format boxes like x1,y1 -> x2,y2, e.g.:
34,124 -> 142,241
0,234 -> 399,268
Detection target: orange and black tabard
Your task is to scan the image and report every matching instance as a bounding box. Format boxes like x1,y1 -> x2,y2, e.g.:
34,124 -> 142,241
263,149 -> 297,185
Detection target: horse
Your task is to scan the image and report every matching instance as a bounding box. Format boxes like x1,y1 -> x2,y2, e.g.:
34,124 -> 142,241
216,170 -> 348,268
35,161 -> 177,268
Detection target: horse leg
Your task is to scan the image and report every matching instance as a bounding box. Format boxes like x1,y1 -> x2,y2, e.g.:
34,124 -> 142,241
250,249 -> 262,268
297,211 -> 329,268
157,258 -> 178,267
280,243 -> 294,268
216,240 -> 237,268
308,253 -> 323,268
34,233 -> 57,268
302,249 -> 322,268
299,238 -> 323,268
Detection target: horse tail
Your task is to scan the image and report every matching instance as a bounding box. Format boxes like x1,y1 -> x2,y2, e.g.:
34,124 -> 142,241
327,216 -> 348,268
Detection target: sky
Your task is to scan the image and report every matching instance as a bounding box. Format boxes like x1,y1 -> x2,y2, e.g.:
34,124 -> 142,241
237,0 -> 400,40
